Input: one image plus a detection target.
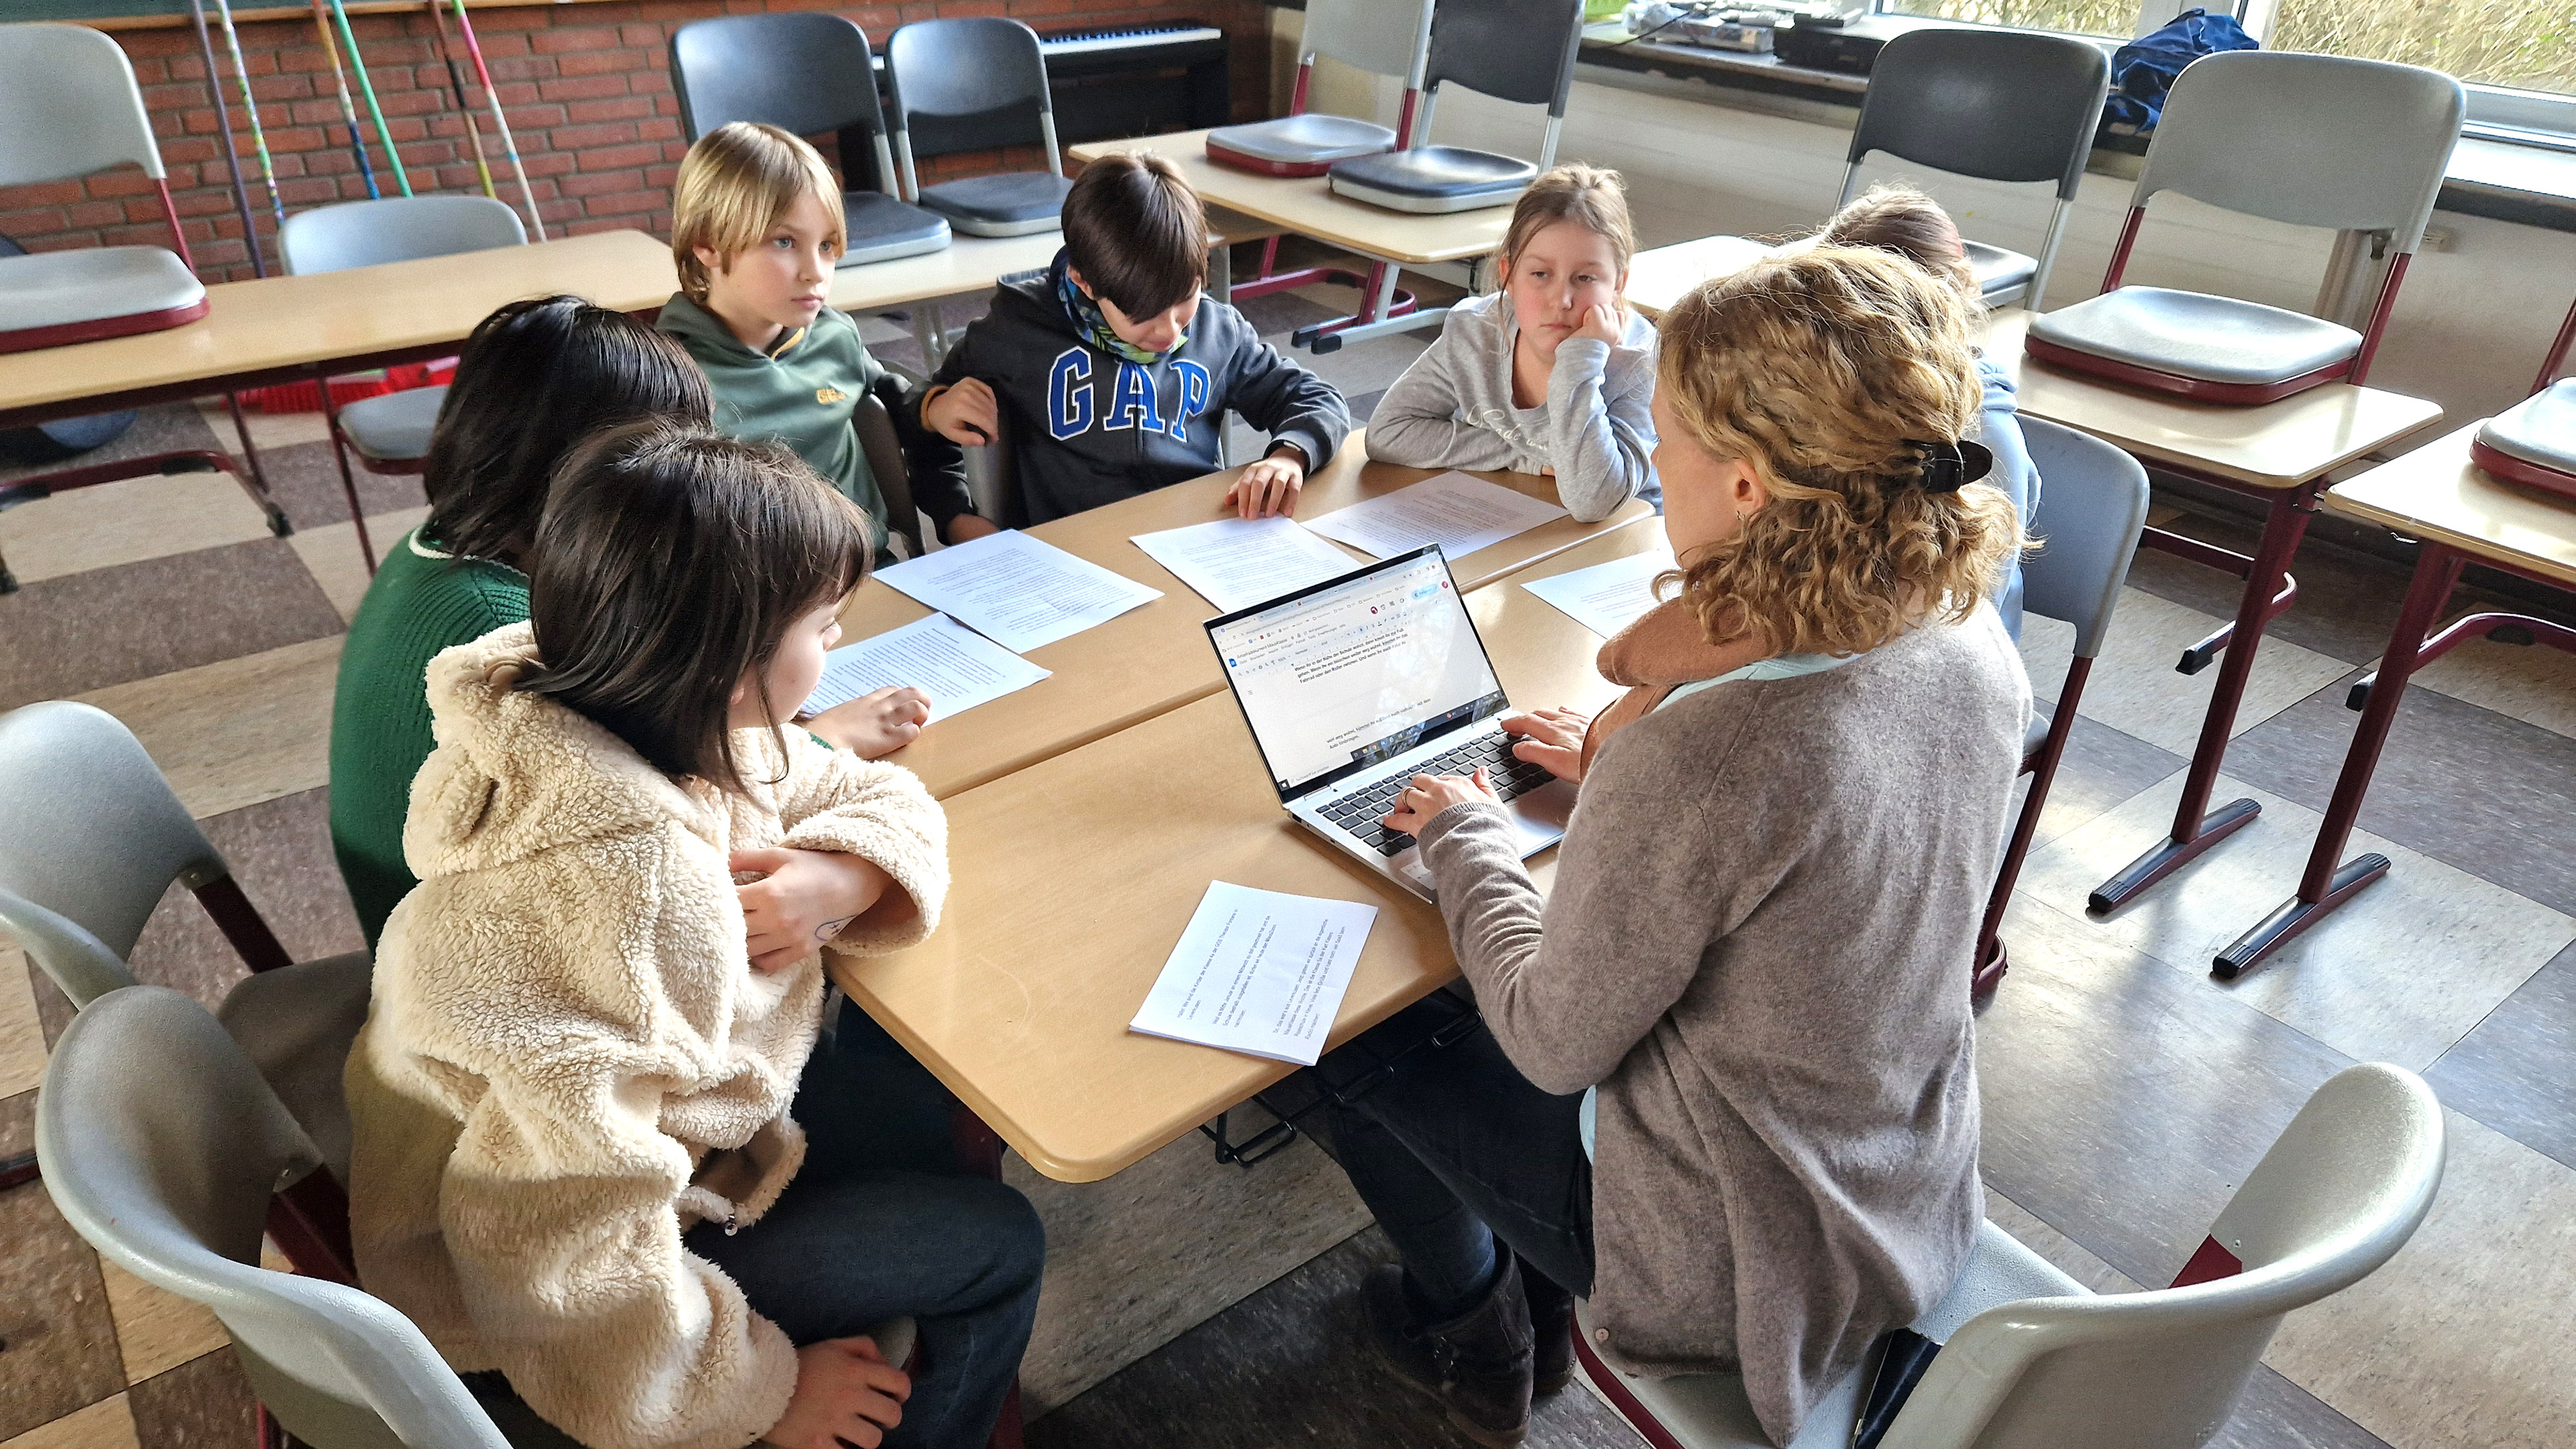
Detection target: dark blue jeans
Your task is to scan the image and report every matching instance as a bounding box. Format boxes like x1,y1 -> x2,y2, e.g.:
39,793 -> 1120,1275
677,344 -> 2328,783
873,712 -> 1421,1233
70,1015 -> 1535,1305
1312,995 -> 1595,1320
470,998 -> 1044,1449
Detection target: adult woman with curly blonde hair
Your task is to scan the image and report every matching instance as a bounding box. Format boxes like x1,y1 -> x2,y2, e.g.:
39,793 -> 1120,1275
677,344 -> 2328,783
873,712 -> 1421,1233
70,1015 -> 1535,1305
1310,248 -> 2031,1449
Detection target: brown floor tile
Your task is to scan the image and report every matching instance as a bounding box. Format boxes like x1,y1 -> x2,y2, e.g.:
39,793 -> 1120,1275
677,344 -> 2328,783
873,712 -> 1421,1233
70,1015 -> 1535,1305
2426,942 -> 2576,1172
0,539 -> 343,710
121,789 -> 364,1026
0,1095 -> 125,1441
252,439 -> 429,534
124,1349 -> 258,1449
0,405 -> 224,490
2224,674 -> 2576,918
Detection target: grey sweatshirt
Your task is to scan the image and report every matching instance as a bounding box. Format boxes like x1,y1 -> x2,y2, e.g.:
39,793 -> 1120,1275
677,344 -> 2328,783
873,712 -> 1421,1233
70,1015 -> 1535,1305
1414,608 -> 2030,1446
1366,292 -> 1660,519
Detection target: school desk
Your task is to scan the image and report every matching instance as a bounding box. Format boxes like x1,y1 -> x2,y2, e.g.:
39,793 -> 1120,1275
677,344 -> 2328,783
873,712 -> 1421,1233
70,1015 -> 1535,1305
833,431 -> 1651,800
827,521 -> 1666,1181
2212,425 -> 2576,977
1066,132 -> 1511,269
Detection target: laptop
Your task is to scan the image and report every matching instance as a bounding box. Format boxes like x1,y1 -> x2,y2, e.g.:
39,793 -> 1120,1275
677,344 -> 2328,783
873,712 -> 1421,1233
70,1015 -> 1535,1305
1205,545 -> 1578,901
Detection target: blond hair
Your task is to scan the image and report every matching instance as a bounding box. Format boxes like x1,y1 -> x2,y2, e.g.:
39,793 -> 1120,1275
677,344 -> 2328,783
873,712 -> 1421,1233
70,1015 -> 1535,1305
671,122 -> 843,303
1818,184 -> 1979,310
1501,164 -> 1636,275
1658,246 -> 2019,657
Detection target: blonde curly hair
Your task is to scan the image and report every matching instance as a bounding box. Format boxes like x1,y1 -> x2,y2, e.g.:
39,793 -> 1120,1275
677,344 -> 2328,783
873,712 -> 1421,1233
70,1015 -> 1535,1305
1658,246 -> 2021,657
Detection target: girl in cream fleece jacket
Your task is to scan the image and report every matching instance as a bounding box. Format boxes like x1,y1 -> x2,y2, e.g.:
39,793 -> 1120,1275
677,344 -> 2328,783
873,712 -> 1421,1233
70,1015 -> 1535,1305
347,424 -> 1040,1449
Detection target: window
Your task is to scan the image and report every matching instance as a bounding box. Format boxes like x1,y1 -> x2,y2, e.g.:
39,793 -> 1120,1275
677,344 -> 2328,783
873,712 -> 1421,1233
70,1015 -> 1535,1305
2253,0 -> 2576,97
1874,0 -> 2135,40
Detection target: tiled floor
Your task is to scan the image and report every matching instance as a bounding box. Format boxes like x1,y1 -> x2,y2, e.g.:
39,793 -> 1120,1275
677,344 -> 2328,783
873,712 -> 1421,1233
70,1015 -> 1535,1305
5,252 -> 2574,1449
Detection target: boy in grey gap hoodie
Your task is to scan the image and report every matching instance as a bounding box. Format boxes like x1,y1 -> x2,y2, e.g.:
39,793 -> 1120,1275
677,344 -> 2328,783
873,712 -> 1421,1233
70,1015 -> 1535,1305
914,154 -> 1349,536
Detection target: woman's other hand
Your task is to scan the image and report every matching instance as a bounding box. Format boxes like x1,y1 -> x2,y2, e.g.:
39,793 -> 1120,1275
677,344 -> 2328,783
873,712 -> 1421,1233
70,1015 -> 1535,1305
1383,767 -> 1501,835
1503,706 -> 1591,783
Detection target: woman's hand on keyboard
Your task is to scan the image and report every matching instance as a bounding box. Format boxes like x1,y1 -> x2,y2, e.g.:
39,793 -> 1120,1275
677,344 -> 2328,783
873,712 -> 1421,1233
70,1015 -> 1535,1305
1503,706 -> 1591,784
1383,767 -> 1501,836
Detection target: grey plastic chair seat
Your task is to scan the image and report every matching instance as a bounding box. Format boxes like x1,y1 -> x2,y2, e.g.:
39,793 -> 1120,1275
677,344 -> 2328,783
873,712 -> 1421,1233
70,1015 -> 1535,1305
215,952 -> 373,1185
1208,113 -> 1398,168
2029,287 -> 2362,387
916,172 -> 1073,237
1967,241 -> 2037,303
335,385 -> 445,464
0,246 -> 207,349
1328,145 -> 1536,214
1576,1222 -> 2084,1448
841,189 -> 951,266
2476,380 -> 2576,472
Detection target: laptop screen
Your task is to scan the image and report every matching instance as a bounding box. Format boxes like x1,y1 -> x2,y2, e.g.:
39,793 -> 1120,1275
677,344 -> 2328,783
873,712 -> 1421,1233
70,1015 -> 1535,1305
1207,546 -> 1507,800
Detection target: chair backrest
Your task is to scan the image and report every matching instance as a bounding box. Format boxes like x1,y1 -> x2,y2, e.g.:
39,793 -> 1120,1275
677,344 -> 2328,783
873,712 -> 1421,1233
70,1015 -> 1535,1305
2133,51 -> 2462,252
853,380 -> 923,559
1303,0 -> 1437,87
0,701 -> 222,1006
1883,1063 -> 2443,1449
2016,416 -> 2148,659
0,23 -> 164,189
1847,30 -> 2108,201
886,17 -> 1053,162
38,986 -> 514,1449
1424,0 -> 1585,117
279,196 -> 526,277
672,12 -> 892,146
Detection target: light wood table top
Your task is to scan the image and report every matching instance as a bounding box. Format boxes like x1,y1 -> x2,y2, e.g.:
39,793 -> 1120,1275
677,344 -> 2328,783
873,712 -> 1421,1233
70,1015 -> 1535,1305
0,229 -> 677,424
2322,423 -> 2576,587
835,429 -> 1650,799
831,522 -> 1662,1181
1625,235 -> 1774,321
1067,130 -> 1509,266
824,207 -> 1283,314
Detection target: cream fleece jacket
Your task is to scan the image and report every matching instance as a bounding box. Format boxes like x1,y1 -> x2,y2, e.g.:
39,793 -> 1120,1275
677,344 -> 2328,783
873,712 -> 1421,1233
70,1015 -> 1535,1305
345,622 -> 948,1449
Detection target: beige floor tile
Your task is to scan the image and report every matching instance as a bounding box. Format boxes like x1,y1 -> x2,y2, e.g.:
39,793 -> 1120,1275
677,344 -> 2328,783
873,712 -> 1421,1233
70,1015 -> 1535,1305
287,507 -> 429,624
2408,634 -> 2576,740
2014,588 -> 2352,755
0,474 -> 274,588
2017,771 -> 2575,1069
1984,1188 -> 2142,1296
199,400 -> 332,452
71,637 -> 344,822
98,1263 -> 225,1386
0,1395 -> 138,1449
0,941 -> 43,1099
2264,1110 -> 2576,1449
1006,1109 -> 1371,1413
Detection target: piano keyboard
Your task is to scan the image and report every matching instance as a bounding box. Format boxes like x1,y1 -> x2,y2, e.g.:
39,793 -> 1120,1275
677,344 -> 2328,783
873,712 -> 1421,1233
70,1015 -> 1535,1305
1040,23 -> 1226,57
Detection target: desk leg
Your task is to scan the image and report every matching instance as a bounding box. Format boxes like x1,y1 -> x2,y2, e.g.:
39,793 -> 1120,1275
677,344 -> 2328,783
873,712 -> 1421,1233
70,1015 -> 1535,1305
2213,545 -> 2462,977
2089,483 -> 2319,914
221,392 -> 290,537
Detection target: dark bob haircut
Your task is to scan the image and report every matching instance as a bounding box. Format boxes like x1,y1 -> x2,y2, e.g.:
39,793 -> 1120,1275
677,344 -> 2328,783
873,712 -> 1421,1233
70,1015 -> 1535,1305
515,421 -> 871,796
1061,152 -> 1208,318
421,296 -> 714,569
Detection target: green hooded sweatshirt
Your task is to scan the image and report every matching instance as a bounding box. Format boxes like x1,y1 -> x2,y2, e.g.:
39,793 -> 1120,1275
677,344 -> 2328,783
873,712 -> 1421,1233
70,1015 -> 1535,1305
657,292 -> 892,553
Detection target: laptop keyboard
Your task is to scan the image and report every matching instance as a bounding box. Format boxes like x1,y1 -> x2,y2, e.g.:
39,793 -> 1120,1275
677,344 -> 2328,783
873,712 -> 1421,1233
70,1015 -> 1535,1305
1316,733 -> 1557,857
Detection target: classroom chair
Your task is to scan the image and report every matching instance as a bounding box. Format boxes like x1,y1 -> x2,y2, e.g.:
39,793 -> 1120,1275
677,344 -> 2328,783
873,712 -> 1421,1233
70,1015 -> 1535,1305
2025,52 -> 2461,405
1976,419 -> 2148,996
1208,0 -> 1433,176
1575,1061 -> 2445,1448
1836,29 -> 2108,312
670,13 -> 954,266
2468,290 -> 2576,502
854,376 -> 927,557
279,195 -> 527,572
885,19 -> 1073,238
0,21 -> 289,595
1326,0 -> 1585,216
0,698 -> 370,1283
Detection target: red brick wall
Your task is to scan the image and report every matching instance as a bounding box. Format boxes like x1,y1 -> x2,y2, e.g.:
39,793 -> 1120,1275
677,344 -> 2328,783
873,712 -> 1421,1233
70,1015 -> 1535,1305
1,1 -> 1271,284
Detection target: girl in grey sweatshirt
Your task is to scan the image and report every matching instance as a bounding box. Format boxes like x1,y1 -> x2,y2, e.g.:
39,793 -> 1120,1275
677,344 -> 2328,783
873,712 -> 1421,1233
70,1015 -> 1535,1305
1368,165 -> 1660,520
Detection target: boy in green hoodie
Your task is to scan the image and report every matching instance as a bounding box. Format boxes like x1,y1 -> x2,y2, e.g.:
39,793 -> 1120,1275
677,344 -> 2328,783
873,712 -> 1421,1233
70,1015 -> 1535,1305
658,122 -> 916,560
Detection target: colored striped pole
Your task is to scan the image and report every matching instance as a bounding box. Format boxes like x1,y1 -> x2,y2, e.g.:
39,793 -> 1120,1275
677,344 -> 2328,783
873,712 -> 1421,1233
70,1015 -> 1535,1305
184,0 -> 265,275
214,0 -> 289,239
449,0 -> 546,238
309,0 -> 380,199
327,0 -> 413,196
427,0 -> 498,200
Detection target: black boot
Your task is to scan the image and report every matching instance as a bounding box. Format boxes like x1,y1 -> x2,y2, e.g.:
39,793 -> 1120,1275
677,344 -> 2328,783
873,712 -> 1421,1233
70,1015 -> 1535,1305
1361,1258 -> 1534,1448
1517,1254 -> 1574,1395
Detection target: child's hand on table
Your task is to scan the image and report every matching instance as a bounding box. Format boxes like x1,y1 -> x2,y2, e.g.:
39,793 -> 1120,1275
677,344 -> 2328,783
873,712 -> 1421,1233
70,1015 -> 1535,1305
1571,301 -> 1626,347
1383,767 -> 1502,836
766,1336 -> 910,1449
806,686 -> 931,758
733,846 -> 900,971
1226,445 -> 1307,519
1503,706 -> 1591,783
923,378 -> 1000,446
